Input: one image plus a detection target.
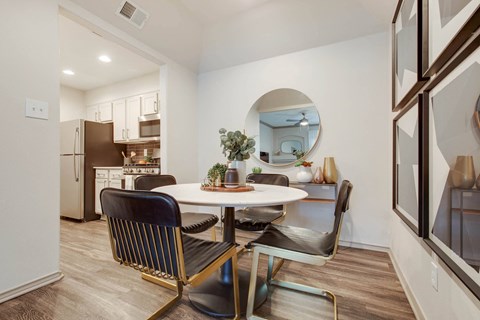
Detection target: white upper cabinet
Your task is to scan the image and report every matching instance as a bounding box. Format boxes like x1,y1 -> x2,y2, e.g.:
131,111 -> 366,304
141,92 -> 159,116
86,103 -> 113,122
86,105 -> 97,122
98,102 -> 113,122
112,96 -> 140,142
112,99 -> 126,142
126,96 -> 141,140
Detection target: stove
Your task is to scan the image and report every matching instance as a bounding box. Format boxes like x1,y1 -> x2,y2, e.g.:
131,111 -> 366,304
123,163 -> 160,175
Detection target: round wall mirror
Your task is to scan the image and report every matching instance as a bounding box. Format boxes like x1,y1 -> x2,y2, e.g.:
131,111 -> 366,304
245,88 -> 321,166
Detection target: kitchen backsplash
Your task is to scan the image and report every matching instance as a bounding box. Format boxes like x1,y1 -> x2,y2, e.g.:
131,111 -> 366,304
126,142 -> 160,163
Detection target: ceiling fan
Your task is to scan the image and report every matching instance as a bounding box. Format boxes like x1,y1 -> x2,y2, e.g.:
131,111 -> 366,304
286,112 -> 309,126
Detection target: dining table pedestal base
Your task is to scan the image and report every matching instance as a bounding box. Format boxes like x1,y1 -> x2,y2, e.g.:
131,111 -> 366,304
188,269 -> 268,317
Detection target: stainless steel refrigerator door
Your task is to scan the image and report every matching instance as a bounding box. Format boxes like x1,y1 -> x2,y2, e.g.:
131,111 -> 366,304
60,154 -> 85,219
60,119 -> 85,155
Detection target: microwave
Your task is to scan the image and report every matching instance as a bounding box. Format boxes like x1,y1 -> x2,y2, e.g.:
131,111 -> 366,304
138,114 -> 160,140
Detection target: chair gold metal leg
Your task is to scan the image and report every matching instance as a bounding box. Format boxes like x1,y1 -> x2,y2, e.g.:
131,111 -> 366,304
246,250 -> 261,319
231,254 -> 241,319
271,258 -> 284,280
142,273 -> 178,291
146,280 -> 183,320
266,256 -> 284,283
211,226 -> 216,241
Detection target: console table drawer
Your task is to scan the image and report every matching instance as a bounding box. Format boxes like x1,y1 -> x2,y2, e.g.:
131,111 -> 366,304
290,182 -> 337,203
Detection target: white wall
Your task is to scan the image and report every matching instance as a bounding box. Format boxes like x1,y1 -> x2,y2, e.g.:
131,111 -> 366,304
161,62 -> 199,183
60,85 -> 85,121
197,32 -> 391,247
84,71 -> 160,105
0,0 -> 61,298
391,216 -> 480,319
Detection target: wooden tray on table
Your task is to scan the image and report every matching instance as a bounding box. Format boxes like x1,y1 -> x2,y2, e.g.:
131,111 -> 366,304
200,185 -> 254,192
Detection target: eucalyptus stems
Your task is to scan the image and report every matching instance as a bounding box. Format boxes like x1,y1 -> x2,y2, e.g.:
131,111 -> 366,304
219,128 -> 256,161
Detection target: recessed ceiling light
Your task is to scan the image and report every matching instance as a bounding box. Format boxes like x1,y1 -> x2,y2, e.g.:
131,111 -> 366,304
62,69 -> 75,75
98,55 -> 111,63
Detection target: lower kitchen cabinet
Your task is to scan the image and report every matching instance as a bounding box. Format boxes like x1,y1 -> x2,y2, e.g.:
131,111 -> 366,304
95,168 -> 123,214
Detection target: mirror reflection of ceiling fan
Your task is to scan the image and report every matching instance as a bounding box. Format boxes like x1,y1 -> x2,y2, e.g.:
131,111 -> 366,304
286,112 -> 309,126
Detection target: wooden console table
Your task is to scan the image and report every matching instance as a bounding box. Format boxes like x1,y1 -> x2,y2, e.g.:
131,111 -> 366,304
290,182 -> 337,204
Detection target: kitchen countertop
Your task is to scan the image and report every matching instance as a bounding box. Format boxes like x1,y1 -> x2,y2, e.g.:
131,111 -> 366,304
93,166 -> 123,170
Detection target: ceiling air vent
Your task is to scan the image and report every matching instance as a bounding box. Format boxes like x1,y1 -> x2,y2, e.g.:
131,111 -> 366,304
116,0 -> 149,29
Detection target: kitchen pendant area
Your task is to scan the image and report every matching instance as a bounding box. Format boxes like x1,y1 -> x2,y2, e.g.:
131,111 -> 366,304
59,13 -> 161,222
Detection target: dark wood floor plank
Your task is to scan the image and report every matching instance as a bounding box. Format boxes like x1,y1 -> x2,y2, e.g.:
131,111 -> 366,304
0,220 -> 415,320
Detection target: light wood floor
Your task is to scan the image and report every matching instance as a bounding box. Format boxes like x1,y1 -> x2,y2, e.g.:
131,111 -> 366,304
0,219 -> 415,320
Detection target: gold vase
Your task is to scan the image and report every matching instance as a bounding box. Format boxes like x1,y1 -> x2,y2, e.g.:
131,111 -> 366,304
451,155 -> 475,189
323,157 -> 338,183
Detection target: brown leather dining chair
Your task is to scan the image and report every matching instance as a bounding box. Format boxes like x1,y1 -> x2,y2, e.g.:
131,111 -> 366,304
134,174 -> 219,240
100,188 -> 240,319
234,173 -> 289,232
246,180 -> 353,320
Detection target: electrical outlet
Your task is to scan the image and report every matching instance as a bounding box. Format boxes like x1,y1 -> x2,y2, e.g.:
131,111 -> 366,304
431,261 -> 438,291
26,98 -> 49,120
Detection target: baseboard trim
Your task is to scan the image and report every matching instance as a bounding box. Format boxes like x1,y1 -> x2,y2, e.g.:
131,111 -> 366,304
388,250 -> 425,320
339,240 -> 389,252
0,271 -> 64,304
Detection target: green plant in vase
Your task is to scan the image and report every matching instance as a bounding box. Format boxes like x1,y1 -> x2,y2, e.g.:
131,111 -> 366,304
207,163 -> 228,186
218,128 -> 256,160
219,128 -> 256,186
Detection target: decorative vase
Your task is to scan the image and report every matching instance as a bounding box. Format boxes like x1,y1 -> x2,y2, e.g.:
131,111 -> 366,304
476,174 -> 480,189
296,166 -> 313,183
451,155 -> 475,189
323,157 -> 338,183
224,166 -> 239,188
313,166 -> 324,184
231,160 -> 247,186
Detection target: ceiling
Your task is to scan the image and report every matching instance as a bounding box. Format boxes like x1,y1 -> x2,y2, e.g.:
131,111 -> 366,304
68,0 -> 397,73
260,106 -> 320,128
59,15 -> 159,91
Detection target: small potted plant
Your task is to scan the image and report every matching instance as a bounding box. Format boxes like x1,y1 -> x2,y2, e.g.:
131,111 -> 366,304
219,128 -> 256,186
294,160 -> 313,182
207,163 -> 228,187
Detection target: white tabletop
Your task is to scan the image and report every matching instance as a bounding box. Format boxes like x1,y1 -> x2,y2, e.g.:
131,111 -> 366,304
152,183 -> 308,207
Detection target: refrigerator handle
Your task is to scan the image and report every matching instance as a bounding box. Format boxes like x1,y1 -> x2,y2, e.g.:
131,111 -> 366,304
74,127 -> 79,156
74,128 -> 79,182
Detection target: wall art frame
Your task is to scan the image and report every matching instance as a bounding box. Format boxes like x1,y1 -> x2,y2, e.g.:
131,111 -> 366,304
423,0 -> 480,77
392,0 -> 429,111
393,94 -> 426,236
423,32 -> 480,300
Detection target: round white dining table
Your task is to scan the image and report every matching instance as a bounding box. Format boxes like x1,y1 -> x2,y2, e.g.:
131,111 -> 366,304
152,182 -> 307,317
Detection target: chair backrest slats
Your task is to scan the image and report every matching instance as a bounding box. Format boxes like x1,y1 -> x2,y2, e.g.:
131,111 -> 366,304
101,188 -> 184,280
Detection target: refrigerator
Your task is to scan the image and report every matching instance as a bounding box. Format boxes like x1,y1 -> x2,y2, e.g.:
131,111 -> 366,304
60,119 -> 126,221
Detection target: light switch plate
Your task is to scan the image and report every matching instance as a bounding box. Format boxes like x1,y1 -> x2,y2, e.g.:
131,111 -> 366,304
26,98 -> 49,120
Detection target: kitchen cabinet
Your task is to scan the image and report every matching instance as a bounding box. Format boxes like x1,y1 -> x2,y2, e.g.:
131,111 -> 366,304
95,168 -> 123,214
113,96 -> 141,142
141,92 -> 159,115
87,102 -> 113,122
